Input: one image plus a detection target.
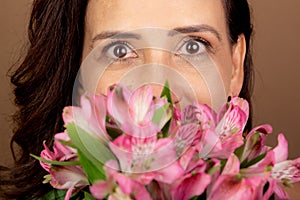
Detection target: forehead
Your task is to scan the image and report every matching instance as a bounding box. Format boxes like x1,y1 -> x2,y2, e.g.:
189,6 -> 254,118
86,0 -> 227,34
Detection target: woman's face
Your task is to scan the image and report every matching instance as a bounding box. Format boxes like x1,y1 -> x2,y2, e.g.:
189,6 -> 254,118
82,0 -> 245,108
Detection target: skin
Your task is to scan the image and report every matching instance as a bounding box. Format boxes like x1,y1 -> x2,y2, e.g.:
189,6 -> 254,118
82,0 -> 246,107
81,1 -> 300,197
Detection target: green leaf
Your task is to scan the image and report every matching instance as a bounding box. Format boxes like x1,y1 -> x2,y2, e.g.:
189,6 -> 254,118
66,123 -> 117,182
77,149 -> 106,183
30,154 -> 80,166
241,152 -> 267,168
40,189 -> 66,200
207,165 -> 220,175
152,103 -> 170,125
220,159 -> 227,172
234,142 -> 245,161
240,158 -> 249,168
84,192 -> 97,200
161,119 -> 171,138
160,80 -> 172,104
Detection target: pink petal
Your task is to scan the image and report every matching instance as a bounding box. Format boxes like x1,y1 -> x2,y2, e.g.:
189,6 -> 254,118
62,106 -> 76,125
85,94 -> 110,140
174,123 -> 199,156
242,124 -> 273,162
198,129 -> 220,159
273,183 -> 290,199
150,138 -> 180,173
184,153 -> 207,174
113,173 -> 134,194
193,103 -> 217,130
216,97 -> 249,139
154,160 -> 185,184
90,180 -> 114,199
109,136 -> 133,172
132,183 -> 152,200
182,105 -> 199,124
261,180 -> 276,200
179,147 -> 197,171
133,172 -> 156,185
121,120 -> 159,138
273,133 -> 288,163
231,97 -> 249,116
208,134 -> 244,159
240,151 -> 274,179
107,84 -> 131,125
222,154 -> 240,175
247,124 -> 273,136
171,172 -> 211,200
129,85 -> 153,124
40,143 -> 54,172
271,158 -> 300,183
64,182 -> 76,200
49,166 -> 88,190
80,95 -> 92,121
53,132 -> 77,160
208,175 -> 263,200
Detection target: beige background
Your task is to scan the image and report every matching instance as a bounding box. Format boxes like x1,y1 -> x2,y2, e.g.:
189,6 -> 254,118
0,0 -> 300,167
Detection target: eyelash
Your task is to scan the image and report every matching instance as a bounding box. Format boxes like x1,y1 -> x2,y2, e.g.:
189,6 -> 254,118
101,36 -> 213,62
102,40 -> 137,62
180,36 -> 212,53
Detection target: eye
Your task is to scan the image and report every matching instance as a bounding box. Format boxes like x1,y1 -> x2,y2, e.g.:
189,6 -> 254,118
105,41 -> 137,59
176,37 -> 209,56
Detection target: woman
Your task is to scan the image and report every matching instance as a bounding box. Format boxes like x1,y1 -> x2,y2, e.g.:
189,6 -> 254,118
0,0 -> 253,199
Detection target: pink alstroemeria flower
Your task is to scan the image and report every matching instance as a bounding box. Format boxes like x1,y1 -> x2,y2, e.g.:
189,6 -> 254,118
174,123 -> 199,157
195,97 -> 248,159
171,148 -> 212,200
63,94 -> 110,141
90,160 -> 152,200
40,132 -> 77,172
268,134 -> 300,199
40,132 -> 88,200
107,84 -> 171,138
208,154 -> 267,200
239,150 -> 274,180
109,134 -> 184,185
241,124 -> 273,163
50,166 -> 89,200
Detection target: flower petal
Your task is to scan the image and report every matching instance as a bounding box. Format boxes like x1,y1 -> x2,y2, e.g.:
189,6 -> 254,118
207,133 -> 244,159
208,175 -> 263,200
107,84 -> 131,125
49,166 -> 88,190
171,172 -> 211,200
273,133 -> 288,163
241,124 -> 273,162
222,154 -> 240,175
90,180 -> 114,199
216,97 -> 249,139
174,123 -> 199,156
129,85 -> 153,124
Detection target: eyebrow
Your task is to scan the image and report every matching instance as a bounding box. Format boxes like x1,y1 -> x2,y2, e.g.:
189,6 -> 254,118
91,24 -> 222,47
91,32 -> 141,44
169,25 -> 222,41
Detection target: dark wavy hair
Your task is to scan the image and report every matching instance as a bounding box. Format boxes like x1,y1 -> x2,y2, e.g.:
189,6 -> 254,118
0,0 -> 253,199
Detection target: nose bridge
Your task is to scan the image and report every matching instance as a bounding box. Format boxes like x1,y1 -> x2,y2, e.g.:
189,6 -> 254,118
143,47 -> 171,66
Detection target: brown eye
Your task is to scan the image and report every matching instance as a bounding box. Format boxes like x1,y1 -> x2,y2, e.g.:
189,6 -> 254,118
113,45 -> 127,58
177,38 -> 207,56
105,41 -> 137,60
186,40 -> 200,54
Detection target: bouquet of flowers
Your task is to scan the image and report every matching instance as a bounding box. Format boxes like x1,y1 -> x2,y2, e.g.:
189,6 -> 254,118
32,83 -> 300,200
